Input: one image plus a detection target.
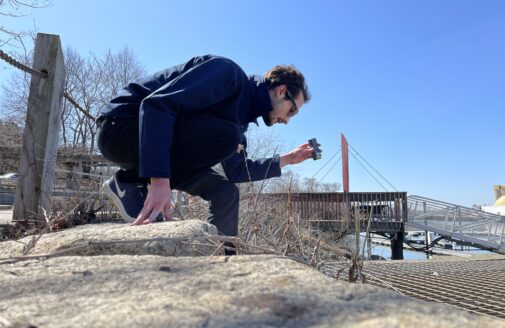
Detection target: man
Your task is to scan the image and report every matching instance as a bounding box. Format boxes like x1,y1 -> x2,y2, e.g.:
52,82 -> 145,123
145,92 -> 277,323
97,55 -> 314,239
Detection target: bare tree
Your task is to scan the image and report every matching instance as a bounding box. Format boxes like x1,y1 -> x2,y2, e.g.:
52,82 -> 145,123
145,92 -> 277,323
0,0 -> 52,47
230,125 -> 287,195
319,182 -> 341,192
266,169 -> 302,193
0,119 -> 22,172
62,48 -> 108,150
0,29 -> 36,125
61,46 -> 146,151
100,46 -> 146,102
0,56 -> 30,124
301,177 -> 341,193
1,45 -> 146,151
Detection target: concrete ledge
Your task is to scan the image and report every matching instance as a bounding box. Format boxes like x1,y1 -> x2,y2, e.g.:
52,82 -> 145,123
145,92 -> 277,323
0,220 -> 218,257
1,222 -> 501,327
1,255 -> 500,328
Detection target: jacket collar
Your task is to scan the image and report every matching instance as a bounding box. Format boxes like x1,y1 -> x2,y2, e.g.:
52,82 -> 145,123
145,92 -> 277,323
246,75 -> 273,126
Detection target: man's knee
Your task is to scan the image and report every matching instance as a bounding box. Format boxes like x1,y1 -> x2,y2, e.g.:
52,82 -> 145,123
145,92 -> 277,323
210,181 -> 239,238
212,181 -> 239,204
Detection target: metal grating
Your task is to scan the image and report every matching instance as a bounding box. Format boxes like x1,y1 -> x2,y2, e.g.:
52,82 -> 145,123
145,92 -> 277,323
322,256 -> 505,320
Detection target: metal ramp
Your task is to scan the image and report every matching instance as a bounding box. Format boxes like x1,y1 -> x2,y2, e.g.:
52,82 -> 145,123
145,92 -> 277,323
407,195 -> 505,252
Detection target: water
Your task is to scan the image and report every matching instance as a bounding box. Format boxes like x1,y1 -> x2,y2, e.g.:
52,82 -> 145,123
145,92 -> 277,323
345,235 -> 492,261
367,244 -> 431,260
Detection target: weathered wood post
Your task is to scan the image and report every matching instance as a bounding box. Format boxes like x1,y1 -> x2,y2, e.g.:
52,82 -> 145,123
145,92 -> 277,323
13,33 -> 65,221
341,133 -> 349,193
390,195 -> 405,260
390,224 -> 405,260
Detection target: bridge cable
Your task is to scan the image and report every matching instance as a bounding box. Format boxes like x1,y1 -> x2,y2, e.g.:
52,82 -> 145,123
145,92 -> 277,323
310,148 -> 341,180
348,143 -> 399,192
348,151 -> 388,191
318,156 -> 342,183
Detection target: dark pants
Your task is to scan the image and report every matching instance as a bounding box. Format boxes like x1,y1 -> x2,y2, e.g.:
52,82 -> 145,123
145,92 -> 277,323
97,114 -> 241,237
178,168 -> 239,237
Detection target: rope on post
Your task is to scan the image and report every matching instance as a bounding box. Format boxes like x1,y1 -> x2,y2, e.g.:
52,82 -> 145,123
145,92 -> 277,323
0,49 -> 97,122
0,49 -> 48,78
63,92 -> 97,121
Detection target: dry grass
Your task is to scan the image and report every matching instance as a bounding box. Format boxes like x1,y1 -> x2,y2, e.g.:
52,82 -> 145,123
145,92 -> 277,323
2,167 -> 350,270
169,185 -> 350,266
0,187 -> 121,247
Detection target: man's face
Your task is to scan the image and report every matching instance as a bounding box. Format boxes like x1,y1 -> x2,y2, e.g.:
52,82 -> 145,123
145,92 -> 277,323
265,86 -> 304,126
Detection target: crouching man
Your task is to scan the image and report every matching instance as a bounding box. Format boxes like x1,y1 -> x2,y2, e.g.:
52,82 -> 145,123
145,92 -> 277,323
97,55 -> 315,250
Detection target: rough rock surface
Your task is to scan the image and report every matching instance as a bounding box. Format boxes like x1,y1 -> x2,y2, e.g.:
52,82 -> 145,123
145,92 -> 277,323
0,220 -> 218,257
0,255 -> 501,328
0,221 -> 502,327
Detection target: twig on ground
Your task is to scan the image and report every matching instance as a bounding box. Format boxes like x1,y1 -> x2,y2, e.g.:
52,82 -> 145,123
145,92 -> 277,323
1,244 -> 91,264
18,190 -> 103,255
0,235 -> 283,265
363,273 -> 406,296
309,239 -> 321,267
211,242 -> 225,256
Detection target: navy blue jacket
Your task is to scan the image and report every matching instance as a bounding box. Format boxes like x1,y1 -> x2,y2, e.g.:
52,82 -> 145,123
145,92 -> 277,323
99,55 -> 281,183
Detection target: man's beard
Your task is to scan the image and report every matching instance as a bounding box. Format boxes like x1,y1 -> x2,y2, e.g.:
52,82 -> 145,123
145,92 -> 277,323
263,99 -> 282,126
262,112 -> 274,126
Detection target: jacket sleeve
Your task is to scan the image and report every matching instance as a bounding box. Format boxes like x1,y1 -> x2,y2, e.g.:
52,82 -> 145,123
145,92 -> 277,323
138,57 -> 245,178
221,135 -> 282,183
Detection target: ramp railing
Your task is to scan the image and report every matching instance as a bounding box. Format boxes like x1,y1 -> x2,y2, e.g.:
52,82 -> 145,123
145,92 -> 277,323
408,195 -> 505,251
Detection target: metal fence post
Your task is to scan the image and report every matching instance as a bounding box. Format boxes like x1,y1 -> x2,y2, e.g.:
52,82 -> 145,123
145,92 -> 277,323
13,33 -> 65,222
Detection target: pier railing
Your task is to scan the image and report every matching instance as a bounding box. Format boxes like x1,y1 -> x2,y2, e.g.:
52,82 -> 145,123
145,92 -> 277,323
408,195 -> 505,251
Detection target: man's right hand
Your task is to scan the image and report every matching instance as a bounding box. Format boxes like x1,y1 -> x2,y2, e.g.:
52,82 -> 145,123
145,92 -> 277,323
133,178 -> 172,225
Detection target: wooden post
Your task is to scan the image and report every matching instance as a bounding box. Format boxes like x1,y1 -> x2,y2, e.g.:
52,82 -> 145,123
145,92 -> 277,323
341,133 -> 349,192
13,33 -> 65,221
391,223 -> 405,260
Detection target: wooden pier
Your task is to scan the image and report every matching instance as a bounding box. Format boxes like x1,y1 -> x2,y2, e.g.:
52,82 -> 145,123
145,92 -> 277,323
260,192 -> 408,259
261,192 -> 407,229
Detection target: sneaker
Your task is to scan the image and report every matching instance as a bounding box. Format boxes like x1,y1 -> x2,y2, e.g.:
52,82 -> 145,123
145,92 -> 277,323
103,172 -> 163,223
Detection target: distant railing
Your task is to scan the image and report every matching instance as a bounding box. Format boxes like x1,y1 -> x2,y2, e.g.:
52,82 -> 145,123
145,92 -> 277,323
2,167 -> 116,216
408,195 -> 505,251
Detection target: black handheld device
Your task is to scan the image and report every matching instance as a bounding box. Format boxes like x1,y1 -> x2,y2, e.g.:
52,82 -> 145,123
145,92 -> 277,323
308,138 -> 322,160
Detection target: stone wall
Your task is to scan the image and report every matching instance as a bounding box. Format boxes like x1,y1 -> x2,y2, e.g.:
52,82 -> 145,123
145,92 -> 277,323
0,221 -> 502,327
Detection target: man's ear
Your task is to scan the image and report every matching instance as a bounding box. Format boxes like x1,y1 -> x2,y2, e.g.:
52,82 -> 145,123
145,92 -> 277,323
276,85 -> 287,97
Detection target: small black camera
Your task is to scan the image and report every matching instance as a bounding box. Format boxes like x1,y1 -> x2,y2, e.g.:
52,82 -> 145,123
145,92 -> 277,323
308,138 -> 322,160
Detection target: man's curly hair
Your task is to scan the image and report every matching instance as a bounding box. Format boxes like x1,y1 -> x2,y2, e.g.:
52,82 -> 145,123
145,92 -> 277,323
264,65 -> 310,103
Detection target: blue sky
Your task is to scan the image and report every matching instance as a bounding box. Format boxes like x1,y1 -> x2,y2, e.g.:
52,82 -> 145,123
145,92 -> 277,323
1,0 -> 504,206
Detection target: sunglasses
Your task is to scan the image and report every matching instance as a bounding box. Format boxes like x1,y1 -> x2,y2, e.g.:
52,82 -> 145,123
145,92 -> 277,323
285,90 -> 299,117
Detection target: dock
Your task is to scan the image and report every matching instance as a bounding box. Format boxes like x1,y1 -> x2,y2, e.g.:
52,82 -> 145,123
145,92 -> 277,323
368,235 -> 473,257
323,255 -> 505,320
